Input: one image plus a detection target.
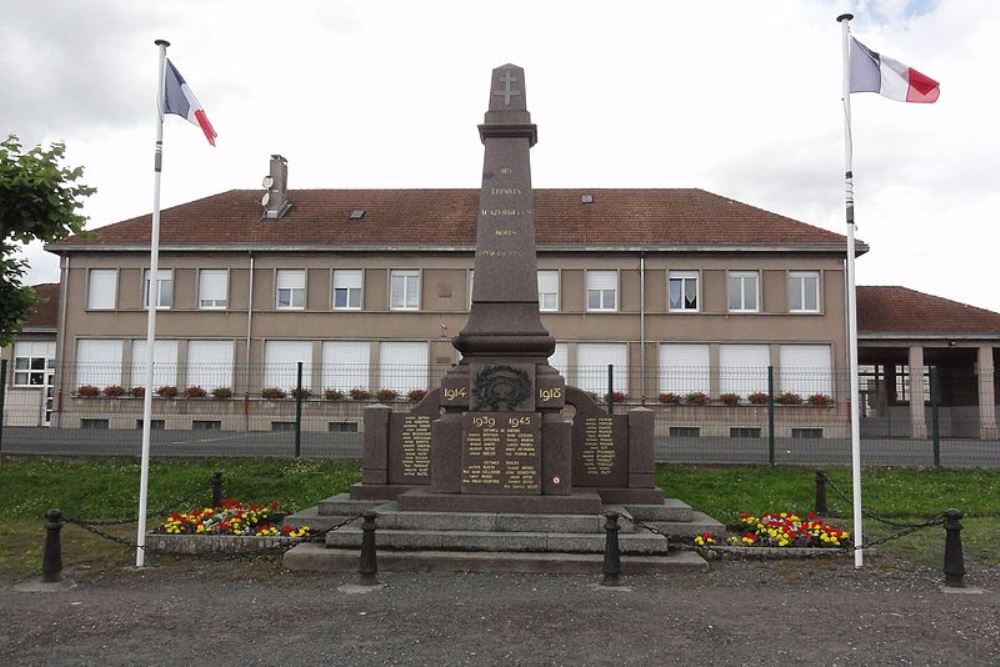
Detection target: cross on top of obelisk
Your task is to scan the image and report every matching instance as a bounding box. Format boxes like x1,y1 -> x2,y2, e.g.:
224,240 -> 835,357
488,64 -> 527,112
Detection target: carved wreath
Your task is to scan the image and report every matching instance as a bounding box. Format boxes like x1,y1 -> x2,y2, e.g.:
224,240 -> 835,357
472,365 -> 532,411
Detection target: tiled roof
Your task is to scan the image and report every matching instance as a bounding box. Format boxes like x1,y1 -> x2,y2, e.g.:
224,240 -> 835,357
858,286 -> 1000,337
50,188 -> 852,250
24,283 -> 60,330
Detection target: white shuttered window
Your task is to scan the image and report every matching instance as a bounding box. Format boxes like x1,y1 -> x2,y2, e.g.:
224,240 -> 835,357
379,342 -> 428,393
187,340 -> 234,390
586,271 -> 617,311
88,270 -> 117,310
719,344 -> 770,396
333,270 -> 363,310
323,341 -> 370,391
779,345 -> 832,397
131,340 -> 179,388
538,270 -> 560,311
576,343 -> 628,394
199,270 -> 228,309
659,344 -> 710,394
276,270 -> 306,310
264,341 -> 313,390
76,340 -> 123,388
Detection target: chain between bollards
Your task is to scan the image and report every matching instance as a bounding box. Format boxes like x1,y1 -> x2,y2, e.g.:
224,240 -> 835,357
211,471 -> 223,507
601,510 -> 622,586
359,510 -> 379,586
42,509 -> 64,583
943,508 -> 966,588
814,469 -> 829,517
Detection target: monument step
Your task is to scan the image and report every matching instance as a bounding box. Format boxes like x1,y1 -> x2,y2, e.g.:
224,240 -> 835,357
348,501 -> 635,534
317,493 -> 388,516
397,488 -> 603,515
625,498 -> 695,523
283,506 -> 364,532
324,526 -> 669,554
646,512 -> 726,538
284,543 -> 707,575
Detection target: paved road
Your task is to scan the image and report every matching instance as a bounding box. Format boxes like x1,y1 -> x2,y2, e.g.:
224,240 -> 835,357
3,425 -> 1000,467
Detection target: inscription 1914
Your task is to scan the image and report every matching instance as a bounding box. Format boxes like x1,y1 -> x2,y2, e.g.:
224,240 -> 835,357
400,415 -> 431,478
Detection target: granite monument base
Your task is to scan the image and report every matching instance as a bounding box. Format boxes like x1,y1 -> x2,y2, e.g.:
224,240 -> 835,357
397,488 -> 603,515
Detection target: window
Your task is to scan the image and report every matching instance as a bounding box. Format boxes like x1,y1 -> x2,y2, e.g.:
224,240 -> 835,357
322,341 -> 370,392
333,269 -> 363,310
143,269 -> 173,310
88,269 -> 117,310
575,343 -> 628,394
379,342 -> 428,393
586,271 -> 617,311
538,270 -> 560,312
271,421 -> 295,432
727,271 -> 759,312
81,419 -> 109,430
719,344 -> 770,396
264,340 -> 313,391
328,421 -> 359,433
668,271 -> 699,312
13,341 -> 55,387
730,427 -> 762,438
468,270 -> 474,310
779,345 -> 832,397
276,270 -> 306,310
789,271 -> 820,313
390,270 -> 420,310
549,342 -> 568,378
792,428 -> 823,439
193,420 -> 222,431
659,343 -> 709,395
130,340 -> 179,389
76,339 -> 123,388
670,427 -> 700,438
198,269 -> 228,309
187,340 -> 234,391
136,419 -> 165,431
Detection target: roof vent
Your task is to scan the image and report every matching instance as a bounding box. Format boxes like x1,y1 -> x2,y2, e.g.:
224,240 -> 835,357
580,194 -> 594,204
349,209 -> 366,220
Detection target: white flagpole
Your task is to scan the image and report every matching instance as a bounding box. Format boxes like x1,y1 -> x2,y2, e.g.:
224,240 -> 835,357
837,13 -> 864,569
136,38 -> 170,567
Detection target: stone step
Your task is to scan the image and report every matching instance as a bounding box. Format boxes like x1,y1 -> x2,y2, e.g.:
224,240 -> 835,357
317,493 -> 387,517
324,526 -> 669,554
283,506 -> 362,532
625,498 -> 694,523
360,502 -> 635,534
285,543 -> 707,574
647,511 -> 726,538
398,488 -> 604,515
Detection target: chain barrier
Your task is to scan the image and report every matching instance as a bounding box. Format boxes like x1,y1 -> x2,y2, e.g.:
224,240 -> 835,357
824,475 -> 944,529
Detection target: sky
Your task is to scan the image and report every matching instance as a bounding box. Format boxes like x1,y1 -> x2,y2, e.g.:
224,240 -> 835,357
3,0 -> 999,310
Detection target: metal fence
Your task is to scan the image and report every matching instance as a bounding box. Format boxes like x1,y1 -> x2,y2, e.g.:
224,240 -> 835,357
2,362 -> 997,467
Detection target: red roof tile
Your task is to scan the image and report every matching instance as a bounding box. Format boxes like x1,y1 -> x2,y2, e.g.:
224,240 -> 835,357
858,286 -> 1000,336
50,188 -> 851,250
24,283 -> 59,330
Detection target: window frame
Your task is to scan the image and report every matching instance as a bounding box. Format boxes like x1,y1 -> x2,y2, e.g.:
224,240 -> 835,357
87,269 -> 118,311
668,270 -> 700,313
585,270 -> 618,312
538,270 -> 560,312
275,269 -> 307,311
142,268 -> 174,310
727,270 -> 760,313
198,268 -> 229,310
332,269 -> 364,311
389,269 -> 421,311
788,270 -> 821,313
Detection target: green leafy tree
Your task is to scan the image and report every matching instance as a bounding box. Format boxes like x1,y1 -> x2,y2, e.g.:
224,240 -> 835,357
0,134 -> 95,346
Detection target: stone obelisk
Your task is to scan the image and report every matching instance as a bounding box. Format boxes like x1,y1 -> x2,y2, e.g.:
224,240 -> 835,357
453,64 -> 555,361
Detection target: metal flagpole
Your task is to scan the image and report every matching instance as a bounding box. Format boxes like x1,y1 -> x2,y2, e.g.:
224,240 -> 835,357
136,38 -> 170,567
837,13 -> 864,569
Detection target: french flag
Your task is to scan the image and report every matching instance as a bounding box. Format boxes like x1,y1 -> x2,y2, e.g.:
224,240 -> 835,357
163,59 -> 217,145
849,37 -> 939,103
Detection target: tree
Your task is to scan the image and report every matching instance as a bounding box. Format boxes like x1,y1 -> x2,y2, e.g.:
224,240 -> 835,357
0,134 -> 95,346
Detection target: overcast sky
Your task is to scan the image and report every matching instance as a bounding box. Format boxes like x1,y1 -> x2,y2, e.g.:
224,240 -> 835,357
3,0 -> 998,310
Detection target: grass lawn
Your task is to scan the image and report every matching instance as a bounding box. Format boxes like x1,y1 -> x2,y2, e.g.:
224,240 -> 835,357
2,458 -> 997,579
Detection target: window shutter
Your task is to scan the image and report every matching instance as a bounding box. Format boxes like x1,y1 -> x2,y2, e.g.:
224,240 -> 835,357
76,339 -> 123,387
379,342 -> 428,393
187,340 -> 234,390
659,344 -> 709,394
719,344 -> 770,395
88,270 -> 117,309
576,343 -> 628,394
322,341 -> 370,391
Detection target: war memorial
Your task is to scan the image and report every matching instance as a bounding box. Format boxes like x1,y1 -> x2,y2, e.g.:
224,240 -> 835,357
284,64 -> 719,573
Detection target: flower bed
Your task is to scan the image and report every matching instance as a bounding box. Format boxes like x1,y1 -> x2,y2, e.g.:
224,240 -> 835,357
686,512 -> 851,558
157,499 -> 310,538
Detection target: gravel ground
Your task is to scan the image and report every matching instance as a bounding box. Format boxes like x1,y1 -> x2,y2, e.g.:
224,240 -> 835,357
2,556 -> 998,666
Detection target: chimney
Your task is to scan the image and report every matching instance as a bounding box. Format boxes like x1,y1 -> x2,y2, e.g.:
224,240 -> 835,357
262,154 -> 291,219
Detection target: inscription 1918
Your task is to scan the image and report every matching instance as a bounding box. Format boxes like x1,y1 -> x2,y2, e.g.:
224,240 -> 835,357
582,417 -> 615,476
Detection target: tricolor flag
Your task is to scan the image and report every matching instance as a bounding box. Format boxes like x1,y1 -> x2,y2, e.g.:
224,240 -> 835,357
163,59 -> 217,145
849,37 -> 940,103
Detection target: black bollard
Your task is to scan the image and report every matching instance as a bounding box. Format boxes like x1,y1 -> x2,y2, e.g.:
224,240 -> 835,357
359,510 -> 378,585
211,471 -> 223,507
601,511 -> 622,587
42,509 -> 64,583
814,470 -> 829,517
943,509 -> 966,588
